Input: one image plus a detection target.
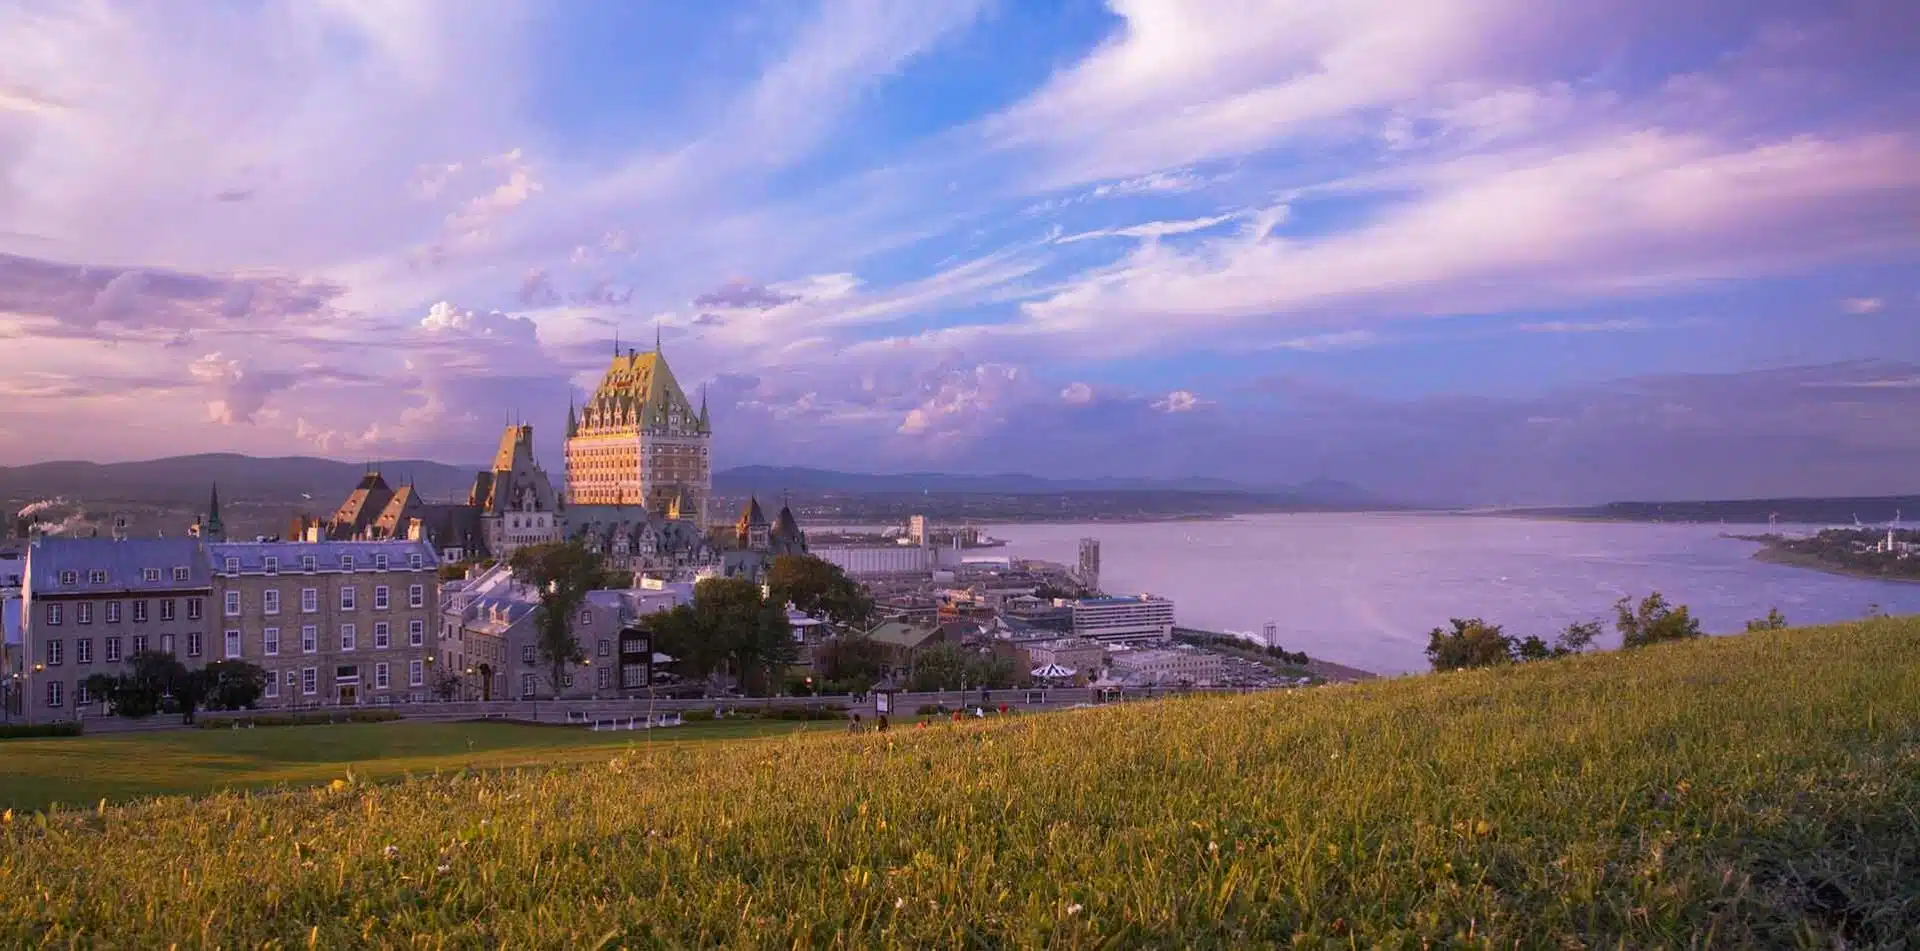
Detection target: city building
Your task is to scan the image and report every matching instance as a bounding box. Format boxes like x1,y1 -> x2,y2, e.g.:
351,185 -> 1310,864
470,424 -> 566,560
907,515 -> 928,547
1106,645 -> 1224,686
19,537 -> 216,723
1077,538 -> 1101,592
208,539 -> 441,707
1070,594 -> 1176,644
864,619 -> 953,684
186,484 -> 226,542
565,342 -> 712,528
1002,596 -> 1075,632
1023,637 -> 1109,682
719,496 -> 808,582
813,545 -> 939,579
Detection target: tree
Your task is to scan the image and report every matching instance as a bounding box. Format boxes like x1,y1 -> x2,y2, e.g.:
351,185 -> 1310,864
196,660 -> 267,711
767,555 -> 873,629
817,634 -> 887,693
1745,607 -> 1788,632
647,578 -> 799,696
597,568 -> 636,589
1614,592 -> 1702,649
432,670 -> 463,702
648,603 -> 720,684
1512,635 -> 1554,662
1424,618 -> 1514,671
907,642 -> 976,692
1555,619 -> 1602,654
510,542 -> 602,698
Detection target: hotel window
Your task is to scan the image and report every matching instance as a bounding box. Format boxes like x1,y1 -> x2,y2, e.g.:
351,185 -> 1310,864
76,638 -> 92,665
340,624 -> 356,652
187,598 -> 203,621
521,645 -> 536,665
45,680 -> 62,708
340,586 -> 356,611
44,603 -> 62,626
301,626 -> 317,654
225,629 -> 241,659
224,556 -> 240,574
374,663 -> 390,689
408,619 -> 424,647
264,673 -> 279,699
301,588 -> 318,613
264,627 -> 280,656
58,570 -> 78,586
408,584 -> 424,608
160,633 -> 175,655
374,585 -> 389,610
264,589 -> 280,615
160,599 -> 176,622
301,668 -> 318,695
131,635 -> 148,655
373,622 -> 390,650
375,554 -> 389,571
87,569 -> 107,585
132,600 -> 149,623
341,555 -> 355,572
224,592 -> 241,617
104,637 -> 122,663
172,567 -> 189,582
186,632 -> 202,658
105,601 -> 121,623
302,555 -> 317,573
408,660 -> 424,687
76,602 -> 92,625
264,556 -> 279,575
45,639 -> 62,665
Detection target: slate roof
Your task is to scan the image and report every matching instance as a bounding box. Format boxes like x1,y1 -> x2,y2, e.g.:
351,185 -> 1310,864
26,537 -> 213,594
206,539 -> 437,575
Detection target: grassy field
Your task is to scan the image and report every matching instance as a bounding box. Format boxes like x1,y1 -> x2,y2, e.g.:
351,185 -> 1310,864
0,720 -> 838,812
3,619 -> 1918,947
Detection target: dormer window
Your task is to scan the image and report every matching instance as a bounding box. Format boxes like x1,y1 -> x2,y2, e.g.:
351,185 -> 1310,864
302,555 -> 317,573
409,554 -> 423,570
88,569 -> 107,585
59,570 -> 78,586
145,568 -> 163,583
341,555 -> 355,572
264,556 -> 279,574
375,554 -> 389,571
224,556 -> 240,575
172,566 -> 189,582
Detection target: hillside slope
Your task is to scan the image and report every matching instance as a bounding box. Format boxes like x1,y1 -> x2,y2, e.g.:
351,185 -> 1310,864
3,620 -> 1917,946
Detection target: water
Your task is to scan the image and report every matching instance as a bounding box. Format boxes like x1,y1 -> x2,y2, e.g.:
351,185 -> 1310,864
987,514 -> 1920,675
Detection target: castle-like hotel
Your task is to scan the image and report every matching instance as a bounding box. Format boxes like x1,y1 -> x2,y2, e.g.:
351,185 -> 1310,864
296,342 -> 804,577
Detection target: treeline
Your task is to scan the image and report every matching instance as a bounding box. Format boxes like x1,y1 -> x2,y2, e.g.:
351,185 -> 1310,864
1426,593 -> 1788,672
1175,631 -> 1309,666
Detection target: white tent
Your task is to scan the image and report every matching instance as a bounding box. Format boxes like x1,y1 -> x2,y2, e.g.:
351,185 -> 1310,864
1031,663 -> 1076,680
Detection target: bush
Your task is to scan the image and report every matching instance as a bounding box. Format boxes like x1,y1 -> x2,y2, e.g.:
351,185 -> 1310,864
762,705 -> 847,722
0,722 -> 83,740
916,704 -> 945,717
680,709 -> 716,722
197,710 -> 402,730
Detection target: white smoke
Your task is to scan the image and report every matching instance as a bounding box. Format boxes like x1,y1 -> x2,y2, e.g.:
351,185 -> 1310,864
16,497 -> 69,519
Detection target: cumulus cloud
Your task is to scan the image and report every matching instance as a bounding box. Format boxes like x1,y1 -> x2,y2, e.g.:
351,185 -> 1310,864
1060,381 -> 1095,404
419,300 -> 538,343
1152,390 -> 1205,413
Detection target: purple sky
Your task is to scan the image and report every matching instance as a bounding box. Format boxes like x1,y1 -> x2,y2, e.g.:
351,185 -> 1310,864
1,0 -> 1916,503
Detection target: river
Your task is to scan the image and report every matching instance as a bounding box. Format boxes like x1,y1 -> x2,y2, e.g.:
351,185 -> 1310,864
984,514 -> 1920,676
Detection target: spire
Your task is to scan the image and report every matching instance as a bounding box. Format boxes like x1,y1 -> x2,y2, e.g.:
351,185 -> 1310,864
566,391 -> 578,437
699,383 -> 709,430
654,320 -> 662,354
204,482 -> 225,542
613,329 -> 619,358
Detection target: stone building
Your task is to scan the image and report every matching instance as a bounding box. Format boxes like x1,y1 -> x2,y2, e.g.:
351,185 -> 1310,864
19,537 -> 216,722
719,495 -> 808,581
440,563 -> 685,700
565,342 -> 712,529
208,539 -> 441,707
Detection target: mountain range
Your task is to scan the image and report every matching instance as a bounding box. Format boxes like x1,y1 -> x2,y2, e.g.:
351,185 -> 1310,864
0,454 -> 1384,508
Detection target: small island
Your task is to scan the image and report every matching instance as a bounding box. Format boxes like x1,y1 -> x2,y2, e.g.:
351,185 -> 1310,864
1734,527 -> 1920,583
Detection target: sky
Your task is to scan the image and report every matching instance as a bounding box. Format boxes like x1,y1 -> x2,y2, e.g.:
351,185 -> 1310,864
1,0 -> 1917,504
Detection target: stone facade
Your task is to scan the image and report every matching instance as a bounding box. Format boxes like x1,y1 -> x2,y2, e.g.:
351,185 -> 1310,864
442,564 -> 687,701
208,540 -> 441,707
565,345 -> 712,530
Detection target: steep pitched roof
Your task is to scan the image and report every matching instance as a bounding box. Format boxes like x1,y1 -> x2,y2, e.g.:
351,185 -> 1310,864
583,350 -> 701,432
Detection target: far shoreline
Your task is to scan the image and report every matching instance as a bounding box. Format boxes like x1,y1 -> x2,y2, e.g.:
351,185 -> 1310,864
1746,543 -> 1920,586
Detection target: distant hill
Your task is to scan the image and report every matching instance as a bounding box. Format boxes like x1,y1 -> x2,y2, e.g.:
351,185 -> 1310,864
1573,495 -> 1920,525
712,465 -> 1371,500
0,454 -> 479,506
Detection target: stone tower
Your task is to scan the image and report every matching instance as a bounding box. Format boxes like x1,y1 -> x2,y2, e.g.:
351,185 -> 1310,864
565,340 -> 712,530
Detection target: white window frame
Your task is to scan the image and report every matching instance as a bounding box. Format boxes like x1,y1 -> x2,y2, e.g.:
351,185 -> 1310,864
76,602 -> 92,625
373,622 -> 390,650
46,680 -> 62,708
374,662 -> 390,689
171,567 -> 189,582
87,569 -> 106,585
45,639 -> 62,665
302,555 -> 317,573
409,659 -> 424,687
301,588 -> 318,613
105,637 -> 122,663
105,601 -> 121,624
341,555 -> 355,572
160,600 -> 175,622
264,627 -> 280,657
45,603 -> 62,626
144,569 -> 161,583
131,634 -> 148,655
408,584 -> 425,608
225,591 -> 241,617
375,554 -> 389,571
408,619 -> 424,647
264,672 -> 279,699
132,601 -> 148,623
224,556 -> 240,575
160,633 -> 175,655
225,629 -> 242,659
76,638 -> 92,665
301,667 -> 318,696
409,554 -> 423,570
373,585 -> 389,610
301,625 -> 318,654
520,673 -> 536,698
340,623 -> 356,652
264,556 -> 279,575
59,570 -> 78,586
340,586 -> 356,611
264,589 -> 280,616
187,598 -> 203,621
186,632 -> 201,658
521,645 -> 535,665
597,666 -> 612,690
75,681 -> 92,706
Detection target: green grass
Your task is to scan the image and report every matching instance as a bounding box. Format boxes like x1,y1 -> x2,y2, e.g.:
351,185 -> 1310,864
0,720 -> 837,812
4,618 -> 1919,947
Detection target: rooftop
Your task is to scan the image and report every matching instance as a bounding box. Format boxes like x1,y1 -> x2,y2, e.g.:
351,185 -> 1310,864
26,537 -> 214,594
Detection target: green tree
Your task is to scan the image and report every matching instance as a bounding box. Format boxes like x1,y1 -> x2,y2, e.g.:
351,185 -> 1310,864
510,542 -> 601,698
1512,635 -> 1554,662
1614,592 -> 1702,649
817,634 -> 887,693
1745,607 -> 1788,632
1424,618 -> 1514,671
196,660 -> 267,711
907,642 -> 976,692
767,555 -> 874,629
647,578 -> 799,696
1555,619 -> 1603,654
647,603 -> 720,683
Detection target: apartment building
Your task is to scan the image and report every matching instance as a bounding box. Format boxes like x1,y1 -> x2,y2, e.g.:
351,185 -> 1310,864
208,540 -> 440,707
19,537 -> 215,722
1070,594 -> 1176,644
442,563 -> 680,700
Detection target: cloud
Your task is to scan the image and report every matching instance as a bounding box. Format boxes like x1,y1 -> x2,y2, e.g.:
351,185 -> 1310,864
1841,297 -> 1884,314
693,279 -> 801,310
419,300 -> 538,344
1060,381 -> 1095,404
1152,389 -> 1205,413
1517,318 -> 1651,333
1054,213 -> 1239,244
1265,329 -> 1380,351
517,269 -> 560,308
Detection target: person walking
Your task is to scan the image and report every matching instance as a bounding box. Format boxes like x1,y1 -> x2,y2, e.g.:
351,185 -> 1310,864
848,713 -> 862,734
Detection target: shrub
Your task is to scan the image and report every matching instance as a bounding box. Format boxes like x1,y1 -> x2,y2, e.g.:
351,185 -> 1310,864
762,705 -> 847,722
916,704 -> 945,716
0,722 -> 83,740
197,710 -> 402,730
679,709 -> 716,722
